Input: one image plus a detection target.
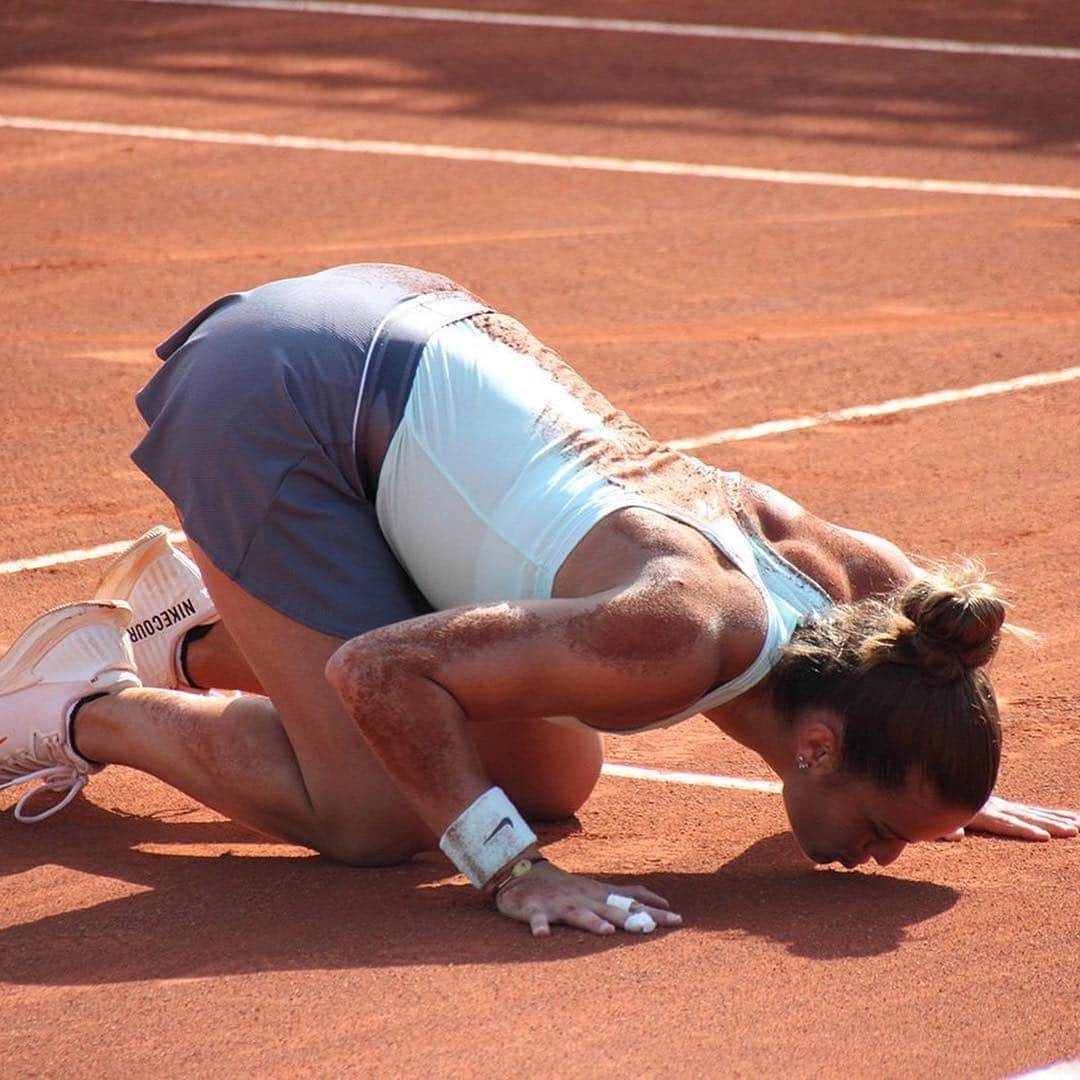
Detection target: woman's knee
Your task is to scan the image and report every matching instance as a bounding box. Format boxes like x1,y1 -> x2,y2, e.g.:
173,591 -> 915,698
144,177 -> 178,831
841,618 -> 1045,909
288,784 -> 435,868
306,815 -> 433,868
474,720 -> 604,822
513,774 -> 598,821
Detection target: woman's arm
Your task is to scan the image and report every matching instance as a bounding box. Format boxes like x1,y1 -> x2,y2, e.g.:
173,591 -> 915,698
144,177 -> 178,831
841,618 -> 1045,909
324,582 -> 731,935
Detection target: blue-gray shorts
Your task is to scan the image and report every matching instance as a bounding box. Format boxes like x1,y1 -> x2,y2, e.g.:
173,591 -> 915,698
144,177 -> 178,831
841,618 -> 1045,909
132,265 -> 490,639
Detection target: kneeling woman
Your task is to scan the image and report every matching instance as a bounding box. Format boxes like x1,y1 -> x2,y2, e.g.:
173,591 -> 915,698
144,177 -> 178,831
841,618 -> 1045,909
1,264 -> 1075,937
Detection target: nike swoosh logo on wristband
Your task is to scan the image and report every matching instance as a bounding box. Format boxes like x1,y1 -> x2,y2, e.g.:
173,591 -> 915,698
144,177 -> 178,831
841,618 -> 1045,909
483,817 -> 513,844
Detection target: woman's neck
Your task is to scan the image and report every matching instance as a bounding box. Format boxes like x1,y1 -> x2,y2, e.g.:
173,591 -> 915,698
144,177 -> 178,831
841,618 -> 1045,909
705,676 -> 793,779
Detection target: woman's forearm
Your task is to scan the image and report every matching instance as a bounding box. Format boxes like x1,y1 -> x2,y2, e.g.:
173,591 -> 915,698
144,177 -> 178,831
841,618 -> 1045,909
324,635 -> 492,836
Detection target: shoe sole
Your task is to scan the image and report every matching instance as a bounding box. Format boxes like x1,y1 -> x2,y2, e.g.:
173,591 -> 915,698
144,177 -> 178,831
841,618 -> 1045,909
94,525 -> 173,601
0,601 -> 135,694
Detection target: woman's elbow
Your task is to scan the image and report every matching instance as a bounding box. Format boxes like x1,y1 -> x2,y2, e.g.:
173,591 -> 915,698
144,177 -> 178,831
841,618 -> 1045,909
324,637 -> 374,711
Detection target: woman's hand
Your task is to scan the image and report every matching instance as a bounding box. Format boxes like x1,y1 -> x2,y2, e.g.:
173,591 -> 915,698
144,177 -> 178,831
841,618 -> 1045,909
940,795 -> 1080,842
494,860 -> 683,937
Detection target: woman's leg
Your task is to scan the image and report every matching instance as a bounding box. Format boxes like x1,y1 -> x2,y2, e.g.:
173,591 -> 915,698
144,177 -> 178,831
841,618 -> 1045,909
76,541 -> 432,865
180,623 -> 606,823
181,611 -> 605,822
93,541 -> 606,857
472,720 -> 604,822
184,621 -> 263,694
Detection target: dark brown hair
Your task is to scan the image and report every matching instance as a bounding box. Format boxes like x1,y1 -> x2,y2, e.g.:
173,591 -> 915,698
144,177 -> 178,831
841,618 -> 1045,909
772,562 -> 1006,809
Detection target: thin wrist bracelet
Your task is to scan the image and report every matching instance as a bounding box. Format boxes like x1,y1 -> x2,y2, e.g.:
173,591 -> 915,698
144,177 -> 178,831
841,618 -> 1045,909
490,855 -> 548,901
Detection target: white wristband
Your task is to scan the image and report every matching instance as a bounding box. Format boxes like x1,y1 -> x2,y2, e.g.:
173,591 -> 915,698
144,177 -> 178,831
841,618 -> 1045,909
439,787 -> 538,889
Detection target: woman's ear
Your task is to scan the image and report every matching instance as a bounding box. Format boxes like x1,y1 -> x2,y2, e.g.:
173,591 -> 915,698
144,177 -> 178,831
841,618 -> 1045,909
794,709 -> 842,775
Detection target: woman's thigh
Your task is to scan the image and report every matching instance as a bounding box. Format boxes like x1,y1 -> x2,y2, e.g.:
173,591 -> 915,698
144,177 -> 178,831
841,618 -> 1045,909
189,541 -> 434,865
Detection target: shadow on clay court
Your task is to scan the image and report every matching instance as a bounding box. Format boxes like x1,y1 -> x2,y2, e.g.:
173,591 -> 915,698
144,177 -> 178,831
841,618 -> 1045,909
3,4 -> 1079,158
0,799 -> 957,985
681,831 -> 959,959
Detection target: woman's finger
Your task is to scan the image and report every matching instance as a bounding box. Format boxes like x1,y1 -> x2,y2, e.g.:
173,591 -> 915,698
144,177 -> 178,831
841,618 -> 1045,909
1015,809 -> 1077,826
1035,817 -> 1079,837
640,905 -> 682,927
566,906 -> 616,936
1008,820 -> 1052,840
616,884 -> 671,909
1027,805 -> 1079,819
529,911 -> 551,937
603,886 -> 682,927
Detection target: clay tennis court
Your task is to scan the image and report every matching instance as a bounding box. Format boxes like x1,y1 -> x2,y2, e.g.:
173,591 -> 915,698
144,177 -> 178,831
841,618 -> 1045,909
2,1 -> 1079,1075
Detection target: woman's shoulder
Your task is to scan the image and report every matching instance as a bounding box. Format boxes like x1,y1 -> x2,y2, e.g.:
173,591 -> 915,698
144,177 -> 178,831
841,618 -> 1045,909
831,526 -> 919,597
739,479 -> 916,602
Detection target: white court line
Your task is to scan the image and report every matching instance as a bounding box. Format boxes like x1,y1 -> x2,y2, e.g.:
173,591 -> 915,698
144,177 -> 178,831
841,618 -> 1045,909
4,364 -> 1079,576
601,762 -> 780,794
118,0 -> 1080,62
670,365 -> 1080,451
4,115 -> 1080,202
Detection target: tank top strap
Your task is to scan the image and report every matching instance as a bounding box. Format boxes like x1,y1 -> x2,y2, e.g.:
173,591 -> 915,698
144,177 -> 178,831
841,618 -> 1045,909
627,498 -> 775,602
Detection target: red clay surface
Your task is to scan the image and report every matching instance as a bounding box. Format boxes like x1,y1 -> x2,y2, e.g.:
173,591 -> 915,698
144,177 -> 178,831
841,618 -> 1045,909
2,2 -> 1079,1077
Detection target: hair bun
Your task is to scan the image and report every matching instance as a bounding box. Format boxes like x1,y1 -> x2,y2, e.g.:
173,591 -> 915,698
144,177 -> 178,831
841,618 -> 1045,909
897,563 -> 1006,679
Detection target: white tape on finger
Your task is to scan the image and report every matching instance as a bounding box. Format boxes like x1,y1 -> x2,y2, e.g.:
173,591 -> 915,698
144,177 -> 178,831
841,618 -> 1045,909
606,893 -> 634,912
625,911 -> 657,933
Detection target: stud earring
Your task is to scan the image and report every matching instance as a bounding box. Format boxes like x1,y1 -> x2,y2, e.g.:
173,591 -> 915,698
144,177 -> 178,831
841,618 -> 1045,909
797,756 -> 809,771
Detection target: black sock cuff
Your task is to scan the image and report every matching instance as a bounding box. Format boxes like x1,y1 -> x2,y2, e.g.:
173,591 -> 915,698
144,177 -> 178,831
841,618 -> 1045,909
179,621 -> 215,689
68,692 -> 110,766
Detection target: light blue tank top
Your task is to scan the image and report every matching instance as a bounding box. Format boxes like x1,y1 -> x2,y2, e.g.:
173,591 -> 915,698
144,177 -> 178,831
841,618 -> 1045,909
376,316 -> 832,732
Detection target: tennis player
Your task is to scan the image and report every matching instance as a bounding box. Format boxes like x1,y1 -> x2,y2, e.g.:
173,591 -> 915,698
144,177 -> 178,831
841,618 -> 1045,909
2,265 -> 1075,937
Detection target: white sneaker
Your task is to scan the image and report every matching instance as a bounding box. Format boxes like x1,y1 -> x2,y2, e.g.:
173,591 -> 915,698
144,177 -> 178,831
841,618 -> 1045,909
0,601 -> 141,822
94,526 -> 218,689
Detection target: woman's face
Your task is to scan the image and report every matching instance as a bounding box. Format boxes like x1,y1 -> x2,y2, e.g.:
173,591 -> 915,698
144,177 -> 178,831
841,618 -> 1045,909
782,765 -> 971,869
